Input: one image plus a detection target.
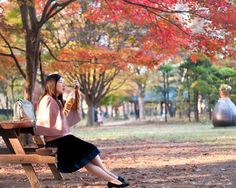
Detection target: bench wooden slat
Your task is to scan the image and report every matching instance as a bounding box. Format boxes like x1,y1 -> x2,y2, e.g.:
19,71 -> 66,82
0,120 -> 34,129
0,154 -> 56,164
36,147 -> 56,156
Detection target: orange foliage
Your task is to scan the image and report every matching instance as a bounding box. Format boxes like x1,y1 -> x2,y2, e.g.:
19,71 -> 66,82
57,46 -> 167,72
51,47 -> 126,74
2,0 -> 236,73
0,56 -> 19,82
190,54 -> 198,63
35,0 -> 80,17
85,0 -> 236,62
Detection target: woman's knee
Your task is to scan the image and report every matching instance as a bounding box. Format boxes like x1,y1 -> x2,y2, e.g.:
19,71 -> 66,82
84,162 -> 93,169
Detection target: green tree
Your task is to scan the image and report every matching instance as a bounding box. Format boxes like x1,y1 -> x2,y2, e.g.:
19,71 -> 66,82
159,64 -> 174,122
179,58 -> 220,122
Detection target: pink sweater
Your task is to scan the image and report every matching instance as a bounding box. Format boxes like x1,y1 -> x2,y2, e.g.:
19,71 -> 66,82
35,95 -> 81,142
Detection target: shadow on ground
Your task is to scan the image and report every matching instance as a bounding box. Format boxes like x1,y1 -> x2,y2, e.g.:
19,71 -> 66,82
0,139 -> 236,188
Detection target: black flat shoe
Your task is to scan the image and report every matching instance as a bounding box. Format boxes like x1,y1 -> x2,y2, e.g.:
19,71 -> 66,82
118,176 -> 129,186
107,181 -> 129,188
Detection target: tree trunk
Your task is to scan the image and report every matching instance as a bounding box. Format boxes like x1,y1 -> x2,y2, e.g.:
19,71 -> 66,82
5,96 -> 10,118
208,98 -> 213,121
24,31 -> 40,101
111,106 -> 114,118
137,82 -> 145,120
18,3 -> 40,101
187,82 -> 191,122
138,94 -> 145,119
134,102 -> 139,119
80,97 -> 85,119
166,73 -> 171,117
122,103 -> 127,119
160,101 -> 163,115
127,102 -> 130,115
10,79 -> 15,105
115,107 -> 119,118
87,103 -> 95,126
194,91 -> 200,122
209,107 -> 212,121
163,72 -> 168,122
105,105 -> 109,118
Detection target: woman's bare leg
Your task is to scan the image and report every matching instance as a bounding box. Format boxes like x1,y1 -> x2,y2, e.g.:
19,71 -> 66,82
84,162 -> 121,184
91,155 -> 118,179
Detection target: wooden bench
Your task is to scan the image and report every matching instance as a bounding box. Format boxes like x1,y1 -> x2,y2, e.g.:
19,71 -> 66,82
0,120 -> 63,188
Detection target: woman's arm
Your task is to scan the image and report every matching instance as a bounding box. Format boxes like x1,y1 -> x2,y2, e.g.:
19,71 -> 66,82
65,108 -> 81,127
63,90 -> 81,127
35,96 -> 67,136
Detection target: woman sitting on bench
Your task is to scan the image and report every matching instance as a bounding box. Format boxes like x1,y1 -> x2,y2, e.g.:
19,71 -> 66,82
35,73 -> 129,188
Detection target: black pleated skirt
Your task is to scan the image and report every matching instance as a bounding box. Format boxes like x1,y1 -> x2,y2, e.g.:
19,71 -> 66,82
46,135 -> 100,173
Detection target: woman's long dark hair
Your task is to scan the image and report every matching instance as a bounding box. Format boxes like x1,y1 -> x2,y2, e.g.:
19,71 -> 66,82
40,74 -> 64,109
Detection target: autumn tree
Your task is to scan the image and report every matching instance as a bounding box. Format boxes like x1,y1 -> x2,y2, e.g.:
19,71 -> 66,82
0,21 -> 26,105
0,0 -> 80,101
42,1 -> 152,124
1,0 -> 236,104
42,3 -> 129,125
53,48 -> 125,125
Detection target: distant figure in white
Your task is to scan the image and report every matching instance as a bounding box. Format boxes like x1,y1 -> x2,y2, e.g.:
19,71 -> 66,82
97,108 -> 104,126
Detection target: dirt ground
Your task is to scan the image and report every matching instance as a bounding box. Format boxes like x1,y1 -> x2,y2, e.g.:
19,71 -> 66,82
0,136 -> 236,187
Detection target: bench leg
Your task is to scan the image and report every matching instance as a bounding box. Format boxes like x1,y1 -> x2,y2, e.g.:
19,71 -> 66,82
48,164 -> 63,180
5,131 -> 43,188
22,164 -> 43,188
33,135 -> 63,180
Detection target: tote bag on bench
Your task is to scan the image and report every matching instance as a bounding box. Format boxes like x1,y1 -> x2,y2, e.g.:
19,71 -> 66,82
13,99 -> 36,122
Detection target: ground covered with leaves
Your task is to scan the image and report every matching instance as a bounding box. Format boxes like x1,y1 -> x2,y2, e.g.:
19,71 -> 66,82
0,124 -> 236,188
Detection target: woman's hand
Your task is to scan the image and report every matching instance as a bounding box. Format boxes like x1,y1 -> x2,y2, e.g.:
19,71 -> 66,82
73,80 -> 80,91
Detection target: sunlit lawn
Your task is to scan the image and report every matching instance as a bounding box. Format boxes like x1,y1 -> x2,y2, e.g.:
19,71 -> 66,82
73,121 -> 236,144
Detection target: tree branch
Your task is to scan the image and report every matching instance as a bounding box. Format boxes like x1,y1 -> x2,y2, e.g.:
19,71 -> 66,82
18,1 -> 30,32
39,0 -> 54,25
39,0 -> 76,27
0,52 -> 12,57
41,39 -> 89,64
1,45 -> 26,53
149,9 -> 190,36
122,0 -> 210,31
122,0 -> 190,14
0,32 -> 26,79
44,0 -> 76,25
41,39 -> 121,66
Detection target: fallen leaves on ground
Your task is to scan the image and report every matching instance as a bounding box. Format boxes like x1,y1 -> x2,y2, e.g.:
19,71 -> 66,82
0,139 -> 236,187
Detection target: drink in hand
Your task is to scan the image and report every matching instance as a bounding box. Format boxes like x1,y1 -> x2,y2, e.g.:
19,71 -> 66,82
63,97 -> 75,116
